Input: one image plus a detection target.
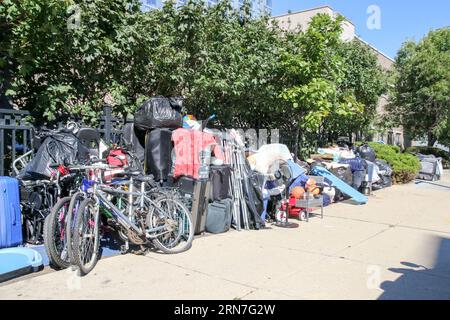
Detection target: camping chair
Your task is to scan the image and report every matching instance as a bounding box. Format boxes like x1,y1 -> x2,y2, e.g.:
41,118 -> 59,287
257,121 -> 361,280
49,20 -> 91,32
295,175 -> 325,222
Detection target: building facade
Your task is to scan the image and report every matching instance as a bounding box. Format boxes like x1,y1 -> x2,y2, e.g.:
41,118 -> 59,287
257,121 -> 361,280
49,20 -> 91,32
272,6 -> 405,148
140,0 -> 272,16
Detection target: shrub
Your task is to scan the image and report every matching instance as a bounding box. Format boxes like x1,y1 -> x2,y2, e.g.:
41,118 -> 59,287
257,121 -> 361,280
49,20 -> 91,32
405,146 -> 450,169
356,142 -> 421,184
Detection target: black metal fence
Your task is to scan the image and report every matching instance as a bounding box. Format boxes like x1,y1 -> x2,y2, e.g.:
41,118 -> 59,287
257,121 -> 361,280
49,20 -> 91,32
0,106 -> 132,176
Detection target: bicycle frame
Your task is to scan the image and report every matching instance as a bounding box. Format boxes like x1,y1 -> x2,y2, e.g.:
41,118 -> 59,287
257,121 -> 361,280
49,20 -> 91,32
88,176 -> 174,241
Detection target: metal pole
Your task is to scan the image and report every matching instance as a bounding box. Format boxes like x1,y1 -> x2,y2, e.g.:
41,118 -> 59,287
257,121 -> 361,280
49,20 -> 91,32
104,105 -> 112,144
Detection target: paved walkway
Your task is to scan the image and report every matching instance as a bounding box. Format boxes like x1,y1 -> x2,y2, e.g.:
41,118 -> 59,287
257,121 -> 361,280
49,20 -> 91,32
1,173 -> 450,300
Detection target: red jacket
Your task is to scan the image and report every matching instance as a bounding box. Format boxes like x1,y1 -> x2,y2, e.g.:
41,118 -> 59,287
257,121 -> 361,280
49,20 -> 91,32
172,128 -> 224,179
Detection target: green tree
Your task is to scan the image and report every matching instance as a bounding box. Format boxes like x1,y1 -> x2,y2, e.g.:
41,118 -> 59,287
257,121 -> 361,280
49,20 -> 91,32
0,0 -> 143,123
279,14 -> 363,157
389,28 -> 450,147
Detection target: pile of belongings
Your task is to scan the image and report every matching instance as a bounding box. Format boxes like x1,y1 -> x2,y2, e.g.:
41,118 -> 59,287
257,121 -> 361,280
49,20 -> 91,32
313,146 -> 355,162
307,142 -> 394,197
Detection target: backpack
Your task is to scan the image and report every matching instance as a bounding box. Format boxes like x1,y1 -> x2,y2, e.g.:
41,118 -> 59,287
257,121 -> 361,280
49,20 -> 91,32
106,148 -> 129,167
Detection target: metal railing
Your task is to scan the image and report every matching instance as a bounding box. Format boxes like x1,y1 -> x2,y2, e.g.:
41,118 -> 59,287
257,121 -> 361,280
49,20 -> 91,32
0,106 -> 133,176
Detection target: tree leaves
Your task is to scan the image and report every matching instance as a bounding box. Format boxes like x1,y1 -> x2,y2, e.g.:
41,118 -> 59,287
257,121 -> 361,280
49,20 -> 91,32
390,27 -> 450,146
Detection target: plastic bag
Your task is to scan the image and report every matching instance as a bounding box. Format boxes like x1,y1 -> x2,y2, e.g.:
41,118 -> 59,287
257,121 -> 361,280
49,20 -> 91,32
134,96 -> 183,131
357,144 -> 376,163
21,130 -> 79,180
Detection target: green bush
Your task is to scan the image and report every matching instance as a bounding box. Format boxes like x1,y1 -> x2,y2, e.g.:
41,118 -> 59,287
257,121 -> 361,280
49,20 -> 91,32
405,146 -> 450,169
357,142 -> 421,184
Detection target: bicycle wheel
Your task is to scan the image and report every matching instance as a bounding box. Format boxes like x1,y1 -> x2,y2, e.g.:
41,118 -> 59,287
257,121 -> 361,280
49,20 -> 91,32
148,196 -> 194,254
43,197 -> 71,270
72,197 -> 101,276
65,192 -> 85,265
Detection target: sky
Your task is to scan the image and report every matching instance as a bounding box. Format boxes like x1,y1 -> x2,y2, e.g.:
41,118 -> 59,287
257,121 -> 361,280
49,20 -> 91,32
271,0 -> 450,60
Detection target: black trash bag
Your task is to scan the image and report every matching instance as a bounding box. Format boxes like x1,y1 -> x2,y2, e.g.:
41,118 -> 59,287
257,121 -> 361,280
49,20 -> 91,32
134,96 -> 183,132
375,159 -> 393,176
373,160 -> 393,190
330,166 -> 353,185
21,130 -> 80,180
357,144 -> 376,163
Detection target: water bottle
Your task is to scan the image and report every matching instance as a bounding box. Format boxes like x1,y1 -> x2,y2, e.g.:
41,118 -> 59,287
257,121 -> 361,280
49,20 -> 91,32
198,149 -> 211,181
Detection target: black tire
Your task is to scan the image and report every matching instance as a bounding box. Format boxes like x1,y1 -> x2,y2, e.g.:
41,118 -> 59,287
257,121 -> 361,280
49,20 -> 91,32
43,197 -> 72,270
149,197 -> 194,254
72,197 -> 101,276
65,192 -> 85,265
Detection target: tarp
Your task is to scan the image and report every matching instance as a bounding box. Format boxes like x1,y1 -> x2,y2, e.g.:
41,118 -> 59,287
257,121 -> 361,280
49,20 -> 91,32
248,144 -> 292,175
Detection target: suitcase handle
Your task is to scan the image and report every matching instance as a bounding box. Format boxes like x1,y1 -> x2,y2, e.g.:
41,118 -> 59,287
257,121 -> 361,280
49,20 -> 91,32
10,202 -> 18,226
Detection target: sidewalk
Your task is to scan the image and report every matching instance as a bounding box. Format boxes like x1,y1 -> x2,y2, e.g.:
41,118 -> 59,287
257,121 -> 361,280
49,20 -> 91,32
1,173 -> 450,300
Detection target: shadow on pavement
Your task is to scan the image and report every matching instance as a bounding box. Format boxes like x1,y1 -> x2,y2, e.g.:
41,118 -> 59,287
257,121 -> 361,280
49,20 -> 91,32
379,236 -> 450,300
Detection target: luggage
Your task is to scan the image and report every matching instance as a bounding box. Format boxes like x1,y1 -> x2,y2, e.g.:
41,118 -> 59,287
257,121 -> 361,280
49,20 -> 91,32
0,247 -> 43,282
145,128 -> 173,182
174,176 -> 196,195
209,165 -> 232,201
191,180 -> 211,235
134,96 -> 183,131
0,177 -> 23,249
357,144 -> 376,163
205,199 -> 233,234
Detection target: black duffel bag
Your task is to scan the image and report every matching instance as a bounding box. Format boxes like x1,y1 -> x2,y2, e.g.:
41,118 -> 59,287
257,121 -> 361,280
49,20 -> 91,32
209,165 -> 232,201
134,96 -> 183,131
144,128 -> 173,182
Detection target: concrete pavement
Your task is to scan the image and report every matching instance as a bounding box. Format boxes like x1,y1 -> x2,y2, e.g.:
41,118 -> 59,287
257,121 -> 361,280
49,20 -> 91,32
1,172 -> 449,300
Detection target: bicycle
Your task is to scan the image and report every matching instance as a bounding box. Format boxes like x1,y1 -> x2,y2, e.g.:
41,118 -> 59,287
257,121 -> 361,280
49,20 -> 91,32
70,167 -> 194,276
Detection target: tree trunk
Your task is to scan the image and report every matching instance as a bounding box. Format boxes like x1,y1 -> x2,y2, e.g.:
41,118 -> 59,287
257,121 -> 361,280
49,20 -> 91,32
428,132 -> 437,147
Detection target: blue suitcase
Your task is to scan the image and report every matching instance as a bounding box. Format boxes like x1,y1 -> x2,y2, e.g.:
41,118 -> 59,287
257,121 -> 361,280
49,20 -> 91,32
0,177 -> 23,249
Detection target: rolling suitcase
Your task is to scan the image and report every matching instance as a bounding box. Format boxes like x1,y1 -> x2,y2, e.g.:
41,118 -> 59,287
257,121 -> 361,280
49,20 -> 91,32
145,128 -> 173,182
0,177 -> 23,249
175,176 -> 210,235
192,180 -> 211,235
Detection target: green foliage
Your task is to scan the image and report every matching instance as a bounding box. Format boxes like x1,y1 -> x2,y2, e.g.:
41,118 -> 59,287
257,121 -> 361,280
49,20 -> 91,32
1,0 -> 387,139
357,142 -> 421,184
389,28 -> 450,147
1,0 -> 144,123
406,146 -> 450,169
279,14 -> 387,155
